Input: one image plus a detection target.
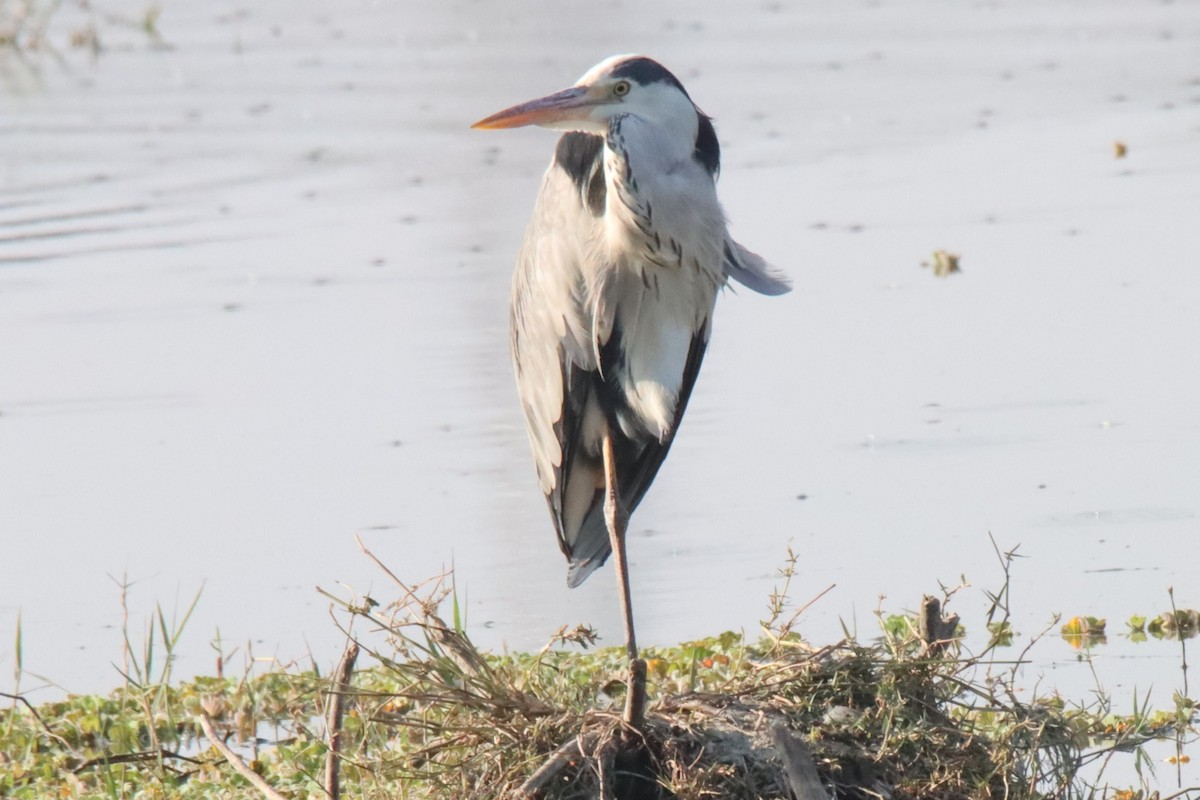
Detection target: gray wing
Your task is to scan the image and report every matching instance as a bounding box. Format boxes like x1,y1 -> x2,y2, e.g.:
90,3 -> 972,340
510,140 -> 606,572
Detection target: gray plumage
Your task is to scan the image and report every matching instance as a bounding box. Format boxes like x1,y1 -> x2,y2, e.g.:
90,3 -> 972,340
478,55 -> 790,588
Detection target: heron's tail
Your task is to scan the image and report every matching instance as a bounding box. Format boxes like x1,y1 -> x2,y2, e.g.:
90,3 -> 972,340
564,505 -> 612,588
724,239 -> 792,296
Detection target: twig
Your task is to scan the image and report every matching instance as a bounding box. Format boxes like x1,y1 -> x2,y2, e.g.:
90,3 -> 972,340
350,538 -> 493,681
354,534 -> 432,608
73,748 -> 203,774
197,712 -> 288,800
324,641 -> 359,800
0,692 -> 72,748
515,732 -> 599,797
783,582 -> 837,633
1161,788 -> 1200,800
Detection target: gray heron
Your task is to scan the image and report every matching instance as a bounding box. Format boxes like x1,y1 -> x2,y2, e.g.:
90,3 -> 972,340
473,55 -> 789,684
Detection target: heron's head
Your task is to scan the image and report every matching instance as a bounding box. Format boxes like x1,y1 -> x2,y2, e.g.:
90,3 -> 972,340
472,55 -> 701,136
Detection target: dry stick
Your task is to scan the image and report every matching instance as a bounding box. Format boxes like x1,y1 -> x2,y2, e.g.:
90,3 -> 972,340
623,658 -> 648,732
324,642 -> 360,800
919,595 -> 960,655
770,723 -> 830,800
197,712 -> 288,800
515,732 -> 600,798
597,741 -> 616,800
919,595 -> 942,651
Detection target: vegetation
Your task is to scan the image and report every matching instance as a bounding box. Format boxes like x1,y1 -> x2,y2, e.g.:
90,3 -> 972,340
1,547 -> 1196,799
0,0 -> 162,52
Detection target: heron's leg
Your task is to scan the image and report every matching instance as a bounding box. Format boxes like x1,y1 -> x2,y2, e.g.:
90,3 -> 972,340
602,431 -> 646,728
601,431 -> 637,661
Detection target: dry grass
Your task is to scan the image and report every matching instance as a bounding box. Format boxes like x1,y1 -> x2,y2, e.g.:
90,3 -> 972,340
310,545 -> 1195,800
2,546 -> 1195,799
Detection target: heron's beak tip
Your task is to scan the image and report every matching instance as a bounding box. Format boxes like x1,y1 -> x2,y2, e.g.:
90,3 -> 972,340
470,107 -> 553,131
470,116 -> 510,131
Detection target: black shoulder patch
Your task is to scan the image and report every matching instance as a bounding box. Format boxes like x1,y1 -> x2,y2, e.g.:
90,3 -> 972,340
554,132 -> 606,216
554,132 -> 603,186
694,113 -> 720,177
610,57 -> 689,96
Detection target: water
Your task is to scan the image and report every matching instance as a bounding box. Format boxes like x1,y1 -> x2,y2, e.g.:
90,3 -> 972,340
1,4 -> 1197,785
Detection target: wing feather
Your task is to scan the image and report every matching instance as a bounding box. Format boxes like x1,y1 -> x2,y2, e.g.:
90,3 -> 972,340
724,239 -> 791,295
511,138 -> 605,564
564,322 -> 709,587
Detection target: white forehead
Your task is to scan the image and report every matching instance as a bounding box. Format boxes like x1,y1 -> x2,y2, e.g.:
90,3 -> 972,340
574,54 -> 643,86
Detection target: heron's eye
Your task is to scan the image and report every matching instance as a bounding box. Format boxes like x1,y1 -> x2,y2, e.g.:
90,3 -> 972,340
613,80 -> 631,97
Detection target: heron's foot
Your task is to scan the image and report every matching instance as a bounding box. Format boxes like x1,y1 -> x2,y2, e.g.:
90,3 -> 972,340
623,657 -> 647,730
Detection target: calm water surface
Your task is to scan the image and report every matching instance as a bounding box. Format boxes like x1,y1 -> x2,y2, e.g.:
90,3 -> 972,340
2,7 -> 1198,783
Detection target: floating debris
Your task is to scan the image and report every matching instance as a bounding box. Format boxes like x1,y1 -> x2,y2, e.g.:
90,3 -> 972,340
924,249 -> 961,277
1061,615 -> 1106,636
1061,615 -> 1108,648
1148,608 -> 1200,640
